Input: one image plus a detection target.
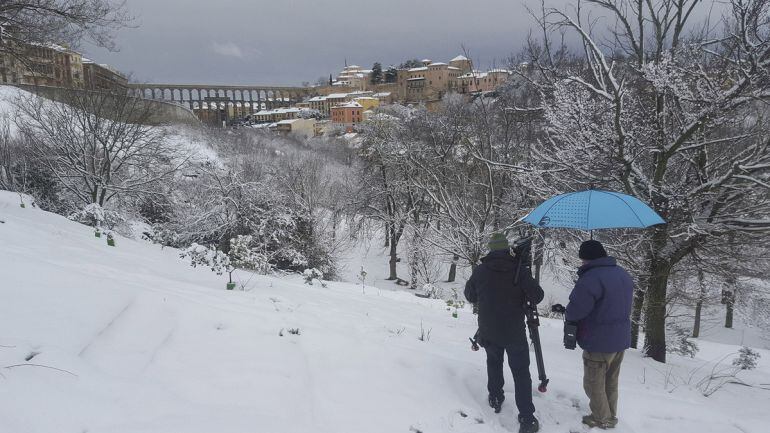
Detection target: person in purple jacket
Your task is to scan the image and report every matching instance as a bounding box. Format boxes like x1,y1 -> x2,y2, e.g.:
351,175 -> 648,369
565,240 -> 634,429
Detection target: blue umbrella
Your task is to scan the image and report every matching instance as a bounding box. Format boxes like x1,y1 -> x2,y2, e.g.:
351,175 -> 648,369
522,189 -> 665,230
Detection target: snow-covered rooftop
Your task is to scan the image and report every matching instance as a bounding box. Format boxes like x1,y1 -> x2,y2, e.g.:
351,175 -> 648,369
451,55 -> 469,61
254,108 -> 300,116
408,67 -> 428,72
276,119 -> 306,125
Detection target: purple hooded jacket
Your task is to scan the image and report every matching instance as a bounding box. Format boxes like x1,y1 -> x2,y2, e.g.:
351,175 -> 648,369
565,256 -> 634,353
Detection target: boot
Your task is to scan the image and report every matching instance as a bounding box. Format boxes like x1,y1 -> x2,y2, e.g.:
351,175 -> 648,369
488,394 -> 503,413
518,416 -> 539,433
582,415 -> 614,429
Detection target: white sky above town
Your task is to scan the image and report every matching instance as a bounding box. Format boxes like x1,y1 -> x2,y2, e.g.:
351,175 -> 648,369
82,0 -> 564,86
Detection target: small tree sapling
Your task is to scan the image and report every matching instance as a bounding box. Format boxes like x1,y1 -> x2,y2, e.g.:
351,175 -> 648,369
180,243 -> 234,289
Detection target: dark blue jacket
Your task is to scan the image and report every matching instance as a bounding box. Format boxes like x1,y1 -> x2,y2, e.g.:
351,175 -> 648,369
565,256 -> 634,353
465,250 -> 544,346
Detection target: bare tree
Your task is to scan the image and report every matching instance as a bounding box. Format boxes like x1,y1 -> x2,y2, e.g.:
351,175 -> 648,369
0,113 -> 16,190
0,0 -> 129,58
15,90 -> 186,206
358,111 -> 427,281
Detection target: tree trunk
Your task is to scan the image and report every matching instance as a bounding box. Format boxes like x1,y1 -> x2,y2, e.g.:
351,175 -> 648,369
643,258 -> 670,363
725,296 -> 734,329
387,226 -> 398,280
447,255 -> 459,282
692,270 -> 705,338
693,300 -> 703,338
644,235 -> 671,362
724,277 -> 736,328
630,286 -> 645,349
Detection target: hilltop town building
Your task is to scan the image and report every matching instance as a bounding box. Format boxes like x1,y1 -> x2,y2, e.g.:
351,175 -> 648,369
82,60 -> 129,91
333,65 -> 372,90
331,100 -> 364,130
0,43 -> 85,88
0,42 -> 126,92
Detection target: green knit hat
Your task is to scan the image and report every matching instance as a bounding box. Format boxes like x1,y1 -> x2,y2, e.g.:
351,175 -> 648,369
487,232 -> 509,251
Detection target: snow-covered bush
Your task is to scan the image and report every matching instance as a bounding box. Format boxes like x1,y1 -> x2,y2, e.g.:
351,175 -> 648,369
180,243 -> 232,276
667,325 -> 699,358
69,203 -> 125,230
732,346 -> 761,370
303,268 -> 326,287
229,235 -> 272,274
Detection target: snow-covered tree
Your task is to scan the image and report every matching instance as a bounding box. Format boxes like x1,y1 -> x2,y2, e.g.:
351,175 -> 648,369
180,243 -> 232,276
520,0 -> 770,362
15,90 -> 188,206
0,0 -> 129,61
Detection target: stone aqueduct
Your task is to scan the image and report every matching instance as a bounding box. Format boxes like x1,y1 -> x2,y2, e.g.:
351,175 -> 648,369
128,83 -> 316,115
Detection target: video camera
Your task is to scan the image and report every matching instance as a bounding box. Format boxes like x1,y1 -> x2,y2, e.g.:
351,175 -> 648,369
510,235 -> 534,286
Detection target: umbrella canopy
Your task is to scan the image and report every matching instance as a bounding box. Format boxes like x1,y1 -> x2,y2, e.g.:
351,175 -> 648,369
522,189 -> 665,230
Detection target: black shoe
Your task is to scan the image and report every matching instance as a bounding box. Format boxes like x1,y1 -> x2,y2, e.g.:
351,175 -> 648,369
488,395 -> 503,413
518,417 -> 539,433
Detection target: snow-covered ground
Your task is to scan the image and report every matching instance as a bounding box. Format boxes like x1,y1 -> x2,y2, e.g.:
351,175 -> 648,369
1,195 -> 769,433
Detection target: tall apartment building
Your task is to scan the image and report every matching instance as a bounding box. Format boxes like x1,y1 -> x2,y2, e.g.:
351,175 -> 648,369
0,42 -> 126,92
82,59 -> 129,91
0,43 -> 85,88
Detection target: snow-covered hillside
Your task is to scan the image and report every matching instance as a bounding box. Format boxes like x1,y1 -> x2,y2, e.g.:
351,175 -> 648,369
1,190 -> 768,433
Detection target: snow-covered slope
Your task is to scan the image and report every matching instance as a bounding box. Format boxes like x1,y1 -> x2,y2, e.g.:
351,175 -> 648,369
1,190 -> 768,433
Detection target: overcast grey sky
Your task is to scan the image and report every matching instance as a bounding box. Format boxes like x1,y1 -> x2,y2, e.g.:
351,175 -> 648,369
81,0 -> 550,86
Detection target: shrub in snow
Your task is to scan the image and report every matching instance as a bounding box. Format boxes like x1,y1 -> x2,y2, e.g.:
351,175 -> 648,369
732,346 -> 761,370
303,268 -> 326,287
667,325 -> 698,358
69,203 -> 125,230
421,283 -> 442,299
180,243 -> 233,278
229,235 -> 272,275
446,289 -> 465,318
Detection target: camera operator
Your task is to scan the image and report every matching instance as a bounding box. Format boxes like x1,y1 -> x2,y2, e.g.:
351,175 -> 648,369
464,233 -> 544,433
553,240 -> 634,430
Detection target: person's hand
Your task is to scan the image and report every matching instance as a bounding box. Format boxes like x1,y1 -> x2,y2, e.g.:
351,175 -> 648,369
563,321 -> 577,350
551,303 -> 566,314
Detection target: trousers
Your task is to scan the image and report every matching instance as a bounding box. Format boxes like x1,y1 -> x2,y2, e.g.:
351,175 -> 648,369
583,350 -> 625,422
484,341 -> 536,421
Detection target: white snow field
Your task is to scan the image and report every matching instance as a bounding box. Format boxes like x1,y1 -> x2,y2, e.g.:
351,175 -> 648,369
1,190 -> 768,433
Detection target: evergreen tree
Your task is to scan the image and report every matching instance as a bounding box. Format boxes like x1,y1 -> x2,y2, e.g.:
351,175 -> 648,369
398,59 -> 423,69
384,66 -> 398,83
329,74 -> 333,86
371,62 -> 383,85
